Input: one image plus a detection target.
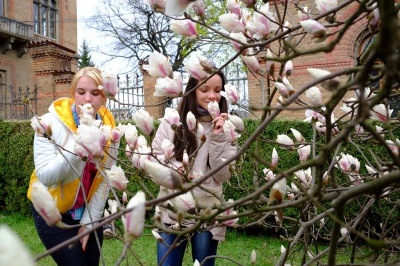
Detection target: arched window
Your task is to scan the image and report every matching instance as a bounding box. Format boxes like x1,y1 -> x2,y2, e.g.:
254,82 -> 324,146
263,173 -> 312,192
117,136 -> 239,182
33,0 -> 57,39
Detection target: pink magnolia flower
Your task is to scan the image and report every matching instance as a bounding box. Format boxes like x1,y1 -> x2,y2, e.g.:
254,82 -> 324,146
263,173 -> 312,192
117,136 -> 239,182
276,134 -> 294,147
125,145 -> 133,158
161,138 -> 175,158
105,165 -> 129,191
184,55 -> 209,81
142,51 -> 172,78
74,124 -> 104,161
227,0 -> 241,17
290,128 -> 305,143
145,0 -> 166,13
0,225 -> 35,266
74,143 -> 89,159
133,110 -> 155,136
241,54 -> 260,73
99,69 -> 119,100
164,0 -> 196,16
306,86 -> 323,106
108,199 -> 118,214
250,249 -> 257,264
300,20 -> 327,38
170,19 -> 197,39
154,72 -> 183,97
336,153 -> 360,173
111,123 -> 126,143
266,49 -> 275,76
183,150 -> 189,166
263,168 -> 276,181
78,103 -> 95,116
271,148 -> 278,168
152,230 -> 163,242
245,8 -> 277,40
219,13 -> 246,33
294,168 -> 312,186
172,191 -> 196,211
221,84 -> 239,104
123,191 -> 146,242
100,124 -> 112,145
304,109 -> 326,124
186,111 -> 197,131
284,60 -> 293,76
192,0 -> 204,17
125,123 -> 138,151
298,6 -> 310,21
208,101 -> 220,119
386,139 -> 399,156
160,107 -> 181,127
197,123 -> 205,140
122,191 -> 128,203
371,104 -> 393,122
355,124 -> 364,135
228,114 -> 244,133
223,120 -> 240,143
307,68 -> 340,91
30,116 -> 52,137
30,181 -> 62,226
297,145 -> 311,162
275,82 -> 290,98
144,160 -> 182,189
230,32 -> 248,53
315,0 -> 337,14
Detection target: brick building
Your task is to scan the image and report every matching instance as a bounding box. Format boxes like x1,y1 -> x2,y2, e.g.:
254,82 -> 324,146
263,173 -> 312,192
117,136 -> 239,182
0,0 -> 78,119
246,0 -> 372,120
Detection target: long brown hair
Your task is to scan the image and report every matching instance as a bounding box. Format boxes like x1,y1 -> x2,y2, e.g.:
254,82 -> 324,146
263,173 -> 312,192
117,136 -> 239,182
172,71 -> 228,161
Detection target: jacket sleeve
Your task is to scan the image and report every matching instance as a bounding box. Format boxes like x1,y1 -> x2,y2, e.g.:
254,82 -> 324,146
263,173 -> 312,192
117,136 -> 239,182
34,116 -> 84,187
80,179 -> 108,228
208,133 -> 237,183
152,120 -> 182,170
80,140 -> 120,228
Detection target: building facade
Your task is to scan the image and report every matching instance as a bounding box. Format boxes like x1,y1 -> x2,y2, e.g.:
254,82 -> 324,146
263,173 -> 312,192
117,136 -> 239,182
0,0 -> 78,119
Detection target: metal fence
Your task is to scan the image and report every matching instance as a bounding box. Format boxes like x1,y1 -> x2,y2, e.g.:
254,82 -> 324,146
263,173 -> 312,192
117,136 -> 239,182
108,66 -> 249,121
107,73 -> 144,121
0,85 -> 37,120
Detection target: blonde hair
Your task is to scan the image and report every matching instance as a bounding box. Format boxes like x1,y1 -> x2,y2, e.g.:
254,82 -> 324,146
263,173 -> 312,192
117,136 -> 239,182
69,67 -> 107,104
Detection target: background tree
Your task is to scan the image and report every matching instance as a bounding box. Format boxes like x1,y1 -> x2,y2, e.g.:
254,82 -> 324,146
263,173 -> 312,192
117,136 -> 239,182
78,39 -> 96,69
85,0 -> 237,73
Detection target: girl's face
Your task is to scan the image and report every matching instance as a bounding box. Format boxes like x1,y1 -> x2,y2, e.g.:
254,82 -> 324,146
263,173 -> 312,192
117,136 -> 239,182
195,74 -> 223,110
74,76 -> 104,116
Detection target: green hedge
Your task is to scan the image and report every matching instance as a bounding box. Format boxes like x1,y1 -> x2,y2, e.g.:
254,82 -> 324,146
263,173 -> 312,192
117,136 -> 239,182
1,119 -> 398,234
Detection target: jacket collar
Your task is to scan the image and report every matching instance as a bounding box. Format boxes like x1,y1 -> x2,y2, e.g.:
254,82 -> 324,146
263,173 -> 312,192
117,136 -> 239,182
50,98 -> 116,133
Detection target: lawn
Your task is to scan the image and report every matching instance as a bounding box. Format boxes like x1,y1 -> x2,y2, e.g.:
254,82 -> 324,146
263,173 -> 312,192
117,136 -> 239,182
0,213 -> 284,265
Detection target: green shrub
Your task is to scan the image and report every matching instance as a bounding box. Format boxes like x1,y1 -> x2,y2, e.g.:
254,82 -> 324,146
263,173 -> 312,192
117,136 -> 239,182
1,119 -> 398,235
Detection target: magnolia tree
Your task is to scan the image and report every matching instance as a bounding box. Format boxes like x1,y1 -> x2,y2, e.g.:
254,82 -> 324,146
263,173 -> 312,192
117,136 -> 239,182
20,0 -> 400,265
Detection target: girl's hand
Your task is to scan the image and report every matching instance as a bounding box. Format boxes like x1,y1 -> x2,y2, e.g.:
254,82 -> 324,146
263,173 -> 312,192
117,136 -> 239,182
212,113 -> 228,134
78,226 -> 90,251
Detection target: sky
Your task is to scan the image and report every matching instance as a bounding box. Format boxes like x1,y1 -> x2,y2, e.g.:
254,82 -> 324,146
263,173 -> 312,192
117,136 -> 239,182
77,0 -> 127,74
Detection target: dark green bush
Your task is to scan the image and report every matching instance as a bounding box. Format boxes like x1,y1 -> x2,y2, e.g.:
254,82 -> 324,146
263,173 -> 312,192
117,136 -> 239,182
1,119 -> 398,235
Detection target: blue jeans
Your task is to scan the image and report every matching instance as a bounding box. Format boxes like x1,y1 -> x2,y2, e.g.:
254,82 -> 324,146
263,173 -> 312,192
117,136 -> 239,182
157,230 -> 218,266
31,204 -> 103,266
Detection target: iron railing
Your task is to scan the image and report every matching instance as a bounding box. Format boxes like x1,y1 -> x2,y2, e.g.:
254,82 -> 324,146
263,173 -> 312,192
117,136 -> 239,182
0,85 -> 37,120
107,73 -> 144,121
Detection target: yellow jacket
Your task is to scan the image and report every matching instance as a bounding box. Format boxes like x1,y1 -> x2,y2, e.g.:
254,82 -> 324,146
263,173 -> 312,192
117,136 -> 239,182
27,98 -> 118,227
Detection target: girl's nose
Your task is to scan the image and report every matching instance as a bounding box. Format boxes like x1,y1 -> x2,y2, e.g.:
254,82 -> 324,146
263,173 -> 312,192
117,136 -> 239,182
84,93 -> 92,102
208,91 -> 216,100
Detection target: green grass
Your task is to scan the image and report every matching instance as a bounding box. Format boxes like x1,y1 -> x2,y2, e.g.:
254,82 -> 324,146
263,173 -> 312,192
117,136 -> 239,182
2,213 -> 395,265
0,213 -> 283,265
